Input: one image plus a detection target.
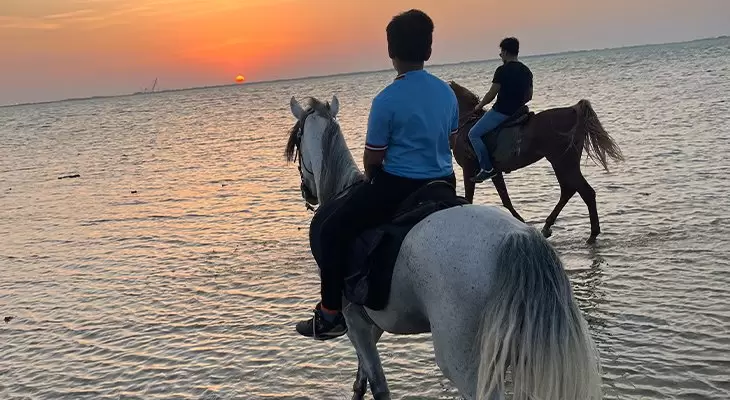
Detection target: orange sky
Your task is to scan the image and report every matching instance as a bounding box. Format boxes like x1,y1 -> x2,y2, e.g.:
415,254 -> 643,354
0,0 -> 728,105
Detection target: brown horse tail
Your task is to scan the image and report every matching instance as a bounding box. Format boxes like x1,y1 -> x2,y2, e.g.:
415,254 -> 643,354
576,99 -> 624,172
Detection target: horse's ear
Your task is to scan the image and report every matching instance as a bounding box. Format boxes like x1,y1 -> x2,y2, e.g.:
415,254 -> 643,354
290,96 -> 305,120
329,95 -> 339,118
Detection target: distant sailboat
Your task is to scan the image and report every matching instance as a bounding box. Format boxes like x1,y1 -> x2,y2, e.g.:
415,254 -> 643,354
133,78 -> 158,95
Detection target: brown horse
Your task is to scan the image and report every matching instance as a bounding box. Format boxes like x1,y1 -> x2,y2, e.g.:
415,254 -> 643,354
447,81 -> 624,243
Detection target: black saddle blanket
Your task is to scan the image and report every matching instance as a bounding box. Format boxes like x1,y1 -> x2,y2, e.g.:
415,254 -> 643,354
480,105 -> 534,171
310,180 -> 469,310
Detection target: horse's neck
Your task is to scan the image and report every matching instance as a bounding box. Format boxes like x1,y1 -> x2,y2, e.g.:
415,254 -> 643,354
459,105 -> 473,119
312,132 -> 364,205
457,99 -> 479,121
332,152 -> 362,191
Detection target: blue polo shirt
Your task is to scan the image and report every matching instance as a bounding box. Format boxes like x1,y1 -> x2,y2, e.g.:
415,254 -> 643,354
365,69 -> 458,179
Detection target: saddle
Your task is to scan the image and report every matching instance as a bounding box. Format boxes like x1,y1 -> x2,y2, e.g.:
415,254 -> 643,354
310,180 -> 469,311
466,105 -> 534,173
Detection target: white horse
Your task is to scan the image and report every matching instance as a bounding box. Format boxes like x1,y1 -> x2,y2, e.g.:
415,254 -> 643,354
285,95 -> 602,400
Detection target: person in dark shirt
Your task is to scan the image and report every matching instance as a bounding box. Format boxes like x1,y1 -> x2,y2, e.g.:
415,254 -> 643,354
468,37 -> 533,183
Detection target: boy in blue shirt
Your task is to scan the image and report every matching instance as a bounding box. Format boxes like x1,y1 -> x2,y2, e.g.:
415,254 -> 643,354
296,9 -> 459,340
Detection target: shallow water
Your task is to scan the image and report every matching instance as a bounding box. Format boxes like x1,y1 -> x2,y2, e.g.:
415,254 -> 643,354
1,38 -> 729,399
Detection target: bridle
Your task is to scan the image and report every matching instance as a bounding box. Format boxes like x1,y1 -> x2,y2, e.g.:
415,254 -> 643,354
456,110 -> 482,131
292,108 -> 319,211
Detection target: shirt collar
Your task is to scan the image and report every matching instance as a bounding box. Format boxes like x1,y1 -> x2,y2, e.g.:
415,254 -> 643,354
394,69 -> 426,81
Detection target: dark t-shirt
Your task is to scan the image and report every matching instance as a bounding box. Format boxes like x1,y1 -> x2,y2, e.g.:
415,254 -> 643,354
492,61 -> 533,116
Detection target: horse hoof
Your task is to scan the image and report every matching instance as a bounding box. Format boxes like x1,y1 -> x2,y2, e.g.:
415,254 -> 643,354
351,392 -> 365,400
586,235 -> 598,245
542,227 -> 552,238
373,392 -> 391,400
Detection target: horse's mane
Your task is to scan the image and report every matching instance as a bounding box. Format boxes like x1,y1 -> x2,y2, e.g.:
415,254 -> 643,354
284,118 -> 302,163
448,80 -> 480,108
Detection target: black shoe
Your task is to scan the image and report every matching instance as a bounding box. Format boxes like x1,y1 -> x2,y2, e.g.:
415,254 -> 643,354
295,303 -> 348,340
471,168 -> 498,183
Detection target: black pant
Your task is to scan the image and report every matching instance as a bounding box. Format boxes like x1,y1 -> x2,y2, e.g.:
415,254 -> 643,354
311,170 -> 456,310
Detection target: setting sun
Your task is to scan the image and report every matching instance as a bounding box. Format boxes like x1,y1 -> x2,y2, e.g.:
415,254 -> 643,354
235,75 -> 245,83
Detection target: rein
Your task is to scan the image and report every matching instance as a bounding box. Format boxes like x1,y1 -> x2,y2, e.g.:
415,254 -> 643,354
456,112 -> 481,132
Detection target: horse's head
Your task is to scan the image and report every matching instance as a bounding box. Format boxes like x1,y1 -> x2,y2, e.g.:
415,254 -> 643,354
285,95 -> 340,207
448,80 -> 480,117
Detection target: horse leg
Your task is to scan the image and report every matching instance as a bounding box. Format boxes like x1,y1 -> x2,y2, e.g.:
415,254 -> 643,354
542,167 -> 578,238
462,167 -> 476,203
491,173 -> 524,222
352,354 -> 367,400
574,173 -> 601,244
342,303 -> 390,399
351,325 -> 384,400
430,312 -> 504,400
542,162 -> 600,243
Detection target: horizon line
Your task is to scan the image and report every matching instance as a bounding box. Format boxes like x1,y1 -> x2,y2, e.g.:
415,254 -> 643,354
2,34 -> 726,109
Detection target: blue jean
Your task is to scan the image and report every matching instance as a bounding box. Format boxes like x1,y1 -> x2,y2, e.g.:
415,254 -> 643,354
468,109 -> 509,171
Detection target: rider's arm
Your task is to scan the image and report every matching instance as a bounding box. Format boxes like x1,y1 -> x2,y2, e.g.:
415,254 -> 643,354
363,149 -> 386,180
525,70 -> 533,103
364,94 -> 391,180
476,66 -> 502,109
476,83 -> 500,109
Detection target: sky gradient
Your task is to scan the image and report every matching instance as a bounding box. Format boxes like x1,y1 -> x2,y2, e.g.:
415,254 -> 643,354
1,0 -> 728,105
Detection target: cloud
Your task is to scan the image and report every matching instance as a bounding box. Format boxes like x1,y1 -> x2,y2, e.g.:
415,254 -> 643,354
0,16 -> 60,30
1,0 -> 302,32
44,9 -> 96,20
1,4 -> 150,32
0,8 -> 100,30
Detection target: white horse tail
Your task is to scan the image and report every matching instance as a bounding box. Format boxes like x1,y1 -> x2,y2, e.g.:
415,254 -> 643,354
476,228 -> 602,400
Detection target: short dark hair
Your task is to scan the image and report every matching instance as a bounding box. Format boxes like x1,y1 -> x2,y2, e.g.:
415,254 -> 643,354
386,9 -> 433,62
500,37 -> 520,56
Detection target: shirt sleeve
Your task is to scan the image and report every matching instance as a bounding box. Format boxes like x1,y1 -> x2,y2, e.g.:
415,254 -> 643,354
365,94 -> 390,151
492,65 -> 503,84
